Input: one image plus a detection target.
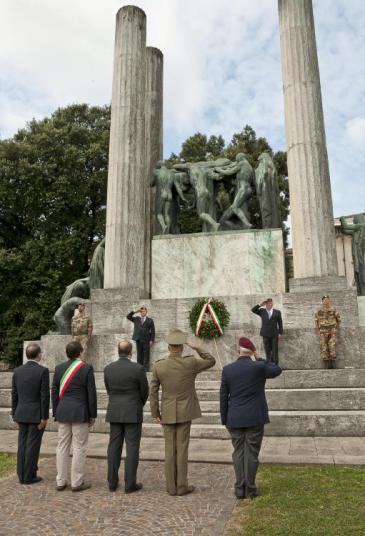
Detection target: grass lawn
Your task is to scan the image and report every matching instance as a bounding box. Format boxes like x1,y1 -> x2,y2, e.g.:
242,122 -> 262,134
0,453 -> 16,478
226,465 -> 365,536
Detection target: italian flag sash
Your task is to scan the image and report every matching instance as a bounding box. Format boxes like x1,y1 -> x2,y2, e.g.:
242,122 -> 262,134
196,301 -> 224,336
59,359 -> 86,400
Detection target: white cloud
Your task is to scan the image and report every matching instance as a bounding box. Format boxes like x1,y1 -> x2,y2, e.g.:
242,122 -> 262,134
0,0 -> 364,218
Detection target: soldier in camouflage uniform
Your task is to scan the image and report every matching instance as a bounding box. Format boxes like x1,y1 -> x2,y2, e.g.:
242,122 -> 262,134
71,303 -> 93,355
315,295 -> 341,369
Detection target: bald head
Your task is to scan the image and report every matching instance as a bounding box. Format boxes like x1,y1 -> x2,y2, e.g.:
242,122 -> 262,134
118,340 -> 132,358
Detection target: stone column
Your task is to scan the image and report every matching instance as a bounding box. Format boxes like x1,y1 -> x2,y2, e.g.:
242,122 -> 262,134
144,47 -> 163,294
278,0 -> 338,280
104,6 -> 147,291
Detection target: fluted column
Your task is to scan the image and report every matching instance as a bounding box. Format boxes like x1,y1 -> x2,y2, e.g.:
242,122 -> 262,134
278,0 -> 338,279
144,47 -> 163,294
104,6 -> 146,290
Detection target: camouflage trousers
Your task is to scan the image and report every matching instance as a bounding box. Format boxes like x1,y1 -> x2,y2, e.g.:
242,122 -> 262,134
319,329 -> 337,360
73,335 -> 89,355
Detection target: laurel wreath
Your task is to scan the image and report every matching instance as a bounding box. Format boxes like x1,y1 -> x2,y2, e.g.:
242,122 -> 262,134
189,297 -> 230,339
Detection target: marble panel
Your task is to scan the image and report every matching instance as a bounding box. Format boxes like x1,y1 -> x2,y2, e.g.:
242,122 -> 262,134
151,229 -> 285,299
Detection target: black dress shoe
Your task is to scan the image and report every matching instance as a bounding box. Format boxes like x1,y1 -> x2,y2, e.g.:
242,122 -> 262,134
247,489 -> 261,499
125,483 -> 143,494
109,484 -> 119,492
24,476 -> 43,485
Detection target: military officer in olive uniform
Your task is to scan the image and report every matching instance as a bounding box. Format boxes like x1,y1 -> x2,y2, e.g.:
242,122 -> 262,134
315,295 -> 341,369
71,302 -> 93,355
150,329 -> 216,496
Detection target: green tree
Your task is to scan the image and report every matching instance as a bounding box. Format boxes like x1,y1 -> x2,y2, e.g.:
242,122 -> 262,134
0,104 -> 109,364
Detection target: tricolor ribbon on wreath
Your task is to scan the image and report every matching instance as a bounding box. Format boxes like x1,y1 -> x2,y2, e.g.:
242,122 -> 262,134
195,299 -> 224,337
58,358 -> 86,400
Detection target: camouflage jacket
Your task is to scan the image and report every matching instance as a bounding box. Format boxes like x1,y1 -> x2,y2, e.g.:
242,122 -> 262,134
71,312 -> 92,337
315,307 -> 340,330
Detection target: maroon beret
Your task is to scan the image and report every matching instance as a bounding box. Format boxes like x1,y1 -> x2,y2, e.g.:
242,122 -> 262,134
238,337 -> 256,352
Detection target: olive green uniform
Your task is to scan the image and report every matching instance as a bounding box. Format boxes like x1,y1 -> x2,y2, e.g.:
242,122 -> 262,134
71,311 -> 92,353
315,306 -> 340,363
150,349 -> 216,495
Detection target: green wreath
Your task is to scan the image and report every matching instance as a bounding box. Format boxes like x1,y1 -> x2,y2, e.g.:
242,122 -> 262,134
189,297 -> 230,339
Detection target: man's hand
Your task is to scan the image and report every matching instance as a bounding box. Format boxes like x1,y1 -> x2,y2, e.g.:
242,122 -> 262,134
186,341 -> 200,352
155,417 -> 162,425
278,334 -> 283,339
260,300 -> 267,307
89,419 -> 95,428
150,340 -> 154,347
37,419 -> 47,431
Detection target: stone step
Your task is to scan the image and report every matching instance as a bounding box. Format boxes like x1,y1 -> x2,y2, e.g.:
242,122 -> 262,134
2,368 -> 365,389
2,386 -> 365,411
1,407 -> 365,437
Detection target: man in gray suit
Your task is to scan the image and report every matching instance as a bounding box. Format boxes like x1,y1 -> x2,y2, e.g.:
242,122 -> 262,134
104,340 -> 149,493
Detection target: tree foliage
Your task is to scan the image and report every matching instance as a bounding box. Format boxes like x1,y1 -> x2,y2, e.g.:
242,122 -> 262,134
0,104 -> 109,364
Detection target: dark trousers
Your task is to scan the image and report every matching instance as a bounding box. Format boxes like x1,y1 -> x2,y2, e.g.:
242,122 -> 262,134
107,422 -> 142,490
136,341 -> 150,371
17,423 -> 44,483
228,425 -> 264,498
263,336 -> 279,364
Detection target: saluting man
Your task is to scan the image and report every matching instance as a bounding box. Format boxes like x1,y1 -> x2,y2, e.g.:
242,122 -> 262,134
150,329 -> 215,496
71,302 -> 93,355
315,295 -> 341,369
126,306 -> 155,372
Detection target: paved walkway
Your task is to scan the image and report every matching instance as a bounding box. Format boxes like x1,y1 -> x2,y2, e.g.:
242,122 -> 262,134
0,457 -> 235,536
0,431 -> 364,465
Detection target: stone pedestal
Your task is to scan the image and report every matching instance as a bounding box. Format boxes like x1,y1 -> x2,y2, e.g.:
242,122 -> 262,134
151,229 -> 286,299
278,0 -> 338,279
104,6 -> 147,291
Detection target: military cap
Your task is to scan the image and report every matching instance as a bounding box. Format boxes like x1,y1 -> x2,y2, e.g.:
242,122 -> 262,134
238,337 -> 256,352
166,329 -> 187,345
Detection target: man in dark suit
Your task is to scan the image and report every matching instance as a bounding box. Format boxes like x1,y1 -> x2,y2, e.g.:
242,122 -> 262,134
127,305 -> 155,371
220,337 -> 281,499
52,340 -> 97,492
251,298 -> 283,364
11,343 -> 50,485
104,339 -> 149,493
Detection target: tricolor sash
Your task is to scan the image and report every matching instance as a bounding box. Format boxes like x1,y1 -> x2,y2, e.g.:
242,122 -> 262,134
59,359 -> 86,400
196,301 -> 224,336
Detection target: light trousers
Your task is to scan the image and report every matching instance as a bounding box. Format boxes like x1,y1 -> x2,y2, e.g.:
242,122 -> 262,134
56,422 -> 89,488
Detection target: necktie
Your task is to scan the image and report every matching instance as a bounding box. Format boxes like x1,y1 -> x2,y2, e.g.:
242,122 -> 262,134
141,317 -> 145,325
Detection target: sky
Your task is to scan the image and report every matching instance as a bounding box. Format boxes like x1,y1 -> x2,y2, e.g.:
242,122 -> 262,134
0,0 -> 364,218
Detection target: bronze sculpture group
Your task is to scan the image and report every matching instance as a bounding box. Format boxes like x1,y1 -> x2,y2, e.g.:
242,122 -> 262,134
152,151 -> 281,235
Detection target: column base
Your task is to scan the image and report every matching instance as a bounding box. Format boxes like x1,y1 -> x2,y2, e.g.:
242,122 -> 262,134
289,275 -> 349,293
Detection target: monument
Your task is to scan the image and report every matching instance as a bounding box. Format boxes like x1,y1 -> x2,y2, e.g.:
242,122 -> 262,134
1,2 -> 364,441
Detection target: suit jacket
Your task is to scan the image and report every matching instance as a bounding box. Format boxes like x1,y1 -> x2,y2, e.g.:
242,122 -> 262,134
104,357 -> 149,423
52,359 -> 97,423
11,361 -> 50,423
220,357 -> 282,428
150,349 -> 216,424
126,311 -> 155,344
251,304 -> 283,337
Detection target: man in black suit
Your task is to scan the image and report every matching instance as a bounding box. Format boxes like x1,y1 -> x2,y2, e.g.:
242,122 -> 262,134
104,339 -> 149,493
11,343 -> 50,485
220,337 -> 281,499
127,305 -> 155,371
52,340 -> 97,492
251,298 -> 283,364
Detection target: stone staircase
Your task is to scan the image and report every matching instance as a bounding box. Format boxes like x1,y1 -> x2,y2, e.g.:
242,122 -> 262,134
1,368 -> 365,438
